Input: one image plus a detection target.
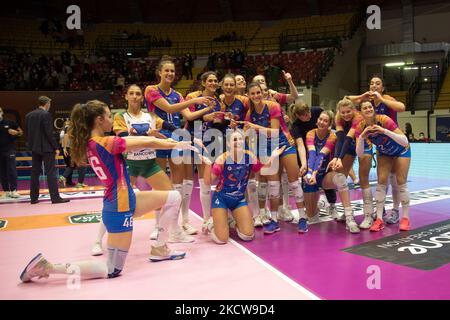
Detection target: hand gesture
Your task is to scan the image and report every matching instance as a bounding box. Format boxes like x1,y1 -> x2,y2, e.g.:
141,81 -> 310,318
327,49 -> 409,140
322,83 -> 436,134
282,70 -> 292,82
129,127 -> 138,136
197,153 -> 212,166
270,146 -> 286,158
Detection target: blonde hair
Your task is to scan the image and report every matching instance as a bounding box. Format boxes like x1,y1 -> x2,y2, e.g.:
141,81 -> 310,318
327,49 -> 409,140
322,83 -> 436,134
336,98 -> 354,111
288,100 -> 310,118
320,110 -> 335,127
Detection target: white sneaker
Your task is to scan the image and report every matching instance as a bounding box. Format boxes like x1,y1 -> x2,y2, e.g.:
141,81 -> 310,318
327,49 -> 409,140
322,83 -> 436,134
228,216 -> 236,229
253,215 -> 263,227
20,253 -> 52,282
91,242 -> 103,256
359,214 -> 374,229
168,230 -> 195,243
308,214 -> 320,224
277,207 -> 294,222
149,244 -> 186,262
202,217 -> 213,234
317,194 -> 330,210
182,222 -> 198,235
9,190 -> 20,198
346,215 -> 361,233
150,228 -> 159,240
328,205 -> 338,219
261,210 -> 271,225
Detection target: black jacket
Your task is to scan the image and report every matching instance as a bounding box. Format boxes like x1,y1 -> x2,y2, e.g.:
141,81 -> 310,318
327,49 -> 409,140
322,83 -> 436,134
25,108 -> 59,153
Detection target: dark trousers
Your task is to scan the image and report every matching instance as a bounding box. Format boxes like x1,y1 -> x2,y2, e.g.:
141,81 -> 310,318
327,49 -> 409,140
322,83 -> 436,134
30,151 -> 60,201
0,150 -> 17,191
62,149 -> 85,184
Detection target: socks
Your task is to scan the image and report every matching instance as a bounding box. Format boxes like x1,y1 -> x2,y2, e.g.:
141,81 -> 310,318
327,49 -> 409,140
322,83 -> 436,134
95,220 -> 107,244
157,190 -> 182,246
390,174 -> 400,211
399,183 -> 410,219
199,178 -> 211,221
375,184 -> 387,220
173,183 -> 184,223
362,188 -> 373,216
181,179 -> 194,222
247,179 -> 259,218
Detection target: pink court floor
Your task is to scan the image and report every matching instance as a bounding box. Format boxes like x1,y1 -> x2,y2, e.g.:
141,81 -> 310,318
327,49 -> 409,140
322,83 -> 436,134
1,174 -> 450,300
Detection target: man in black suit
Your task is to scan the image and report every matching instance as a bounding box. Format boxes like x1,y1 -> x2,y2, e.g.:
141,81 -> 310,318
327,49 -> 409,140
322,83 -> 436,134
25,96 -> 69,204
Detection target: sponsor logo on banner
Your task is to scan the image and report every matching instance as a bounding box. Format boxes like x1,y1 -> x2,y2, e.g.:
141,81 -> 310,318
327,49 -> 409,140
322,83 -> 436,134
343,219 -> 450,270
0,219 -> 7,229
68,212 -> 102,224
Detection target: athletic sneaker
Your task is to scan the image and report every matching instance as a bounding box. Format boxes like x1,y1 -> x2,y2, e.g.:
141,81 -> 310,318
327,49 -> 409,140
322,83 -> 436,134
277,207 -> 294,222
298,218 -> 308,233
308,214 -> 320,224
58,176 -> 66,188
399,217 -> 411,231
370,218 -> 385,232
168,230 -> 195,243
263,220 -> 280,234
228,216 -> 236,229
346,215 -> 360,234
329,205 -> 339,220
359,214 -> 374,229
261,210 -> 271,225
9,190 -> 20,198
150,227 -> 159,240
91,242 -> 103,256
385,209 -> 400,224
182,222 -> 198,235
253,215 -> 263,227
202,217 -> 213,234
20,253 -> 52,282
75,183 -> 88,188
149,244 -> 186,262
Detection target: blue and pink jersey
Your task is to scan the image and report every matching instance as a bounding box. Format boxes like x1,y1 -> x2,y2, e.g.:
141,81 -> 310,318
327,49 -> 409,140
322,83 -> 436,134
373,94 -> 398,124
87,136 -> 136,212
212,150 -> 263,200
244,100 -> 295,148
306,129 -> 337,175
145,85 -> 182,137
185,90 -> 223,136
354,114 -> 409,157
221,95 -> 248,122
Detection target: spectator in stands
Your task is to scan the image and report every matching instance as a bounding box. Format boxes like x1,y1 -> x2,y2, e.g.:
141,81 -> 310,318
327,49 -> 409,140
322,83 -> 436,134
0,107 -> 23,198
408,133 -> 416,142
417,132 -> 428,143
25,96 -> 69,204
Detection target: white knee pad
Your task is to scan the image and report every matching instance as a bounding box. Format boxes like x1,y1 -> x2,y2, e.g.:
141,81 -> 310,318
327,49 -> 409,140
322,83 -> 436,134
288,180 -> 304,203
182,180 -> 194,197
210,228 -> 227,244
247,179 -> 257,194
236,227 -> 254,241
332,173 -> 348,192
399,183 -> 410,206
257,182 -> 268,201
268,181 -> 281,199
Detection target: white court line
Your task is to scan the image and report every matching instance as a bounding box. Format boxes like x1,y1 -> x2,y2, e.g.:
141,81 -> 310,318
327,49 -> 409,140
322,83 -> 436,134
190,211 -> 321,300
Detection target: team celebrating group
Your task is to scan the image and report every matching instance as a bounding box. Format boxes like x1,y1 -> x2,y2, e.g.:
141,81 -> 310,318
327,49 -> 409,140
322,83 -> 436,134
20,55 -> 411,282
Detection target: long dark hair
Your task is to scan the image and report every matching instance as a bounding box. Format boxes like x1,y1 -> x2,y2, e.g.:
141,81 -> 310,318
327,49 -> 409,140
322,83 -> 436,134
246,82 -> 262,115
69,100 -> 108,165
